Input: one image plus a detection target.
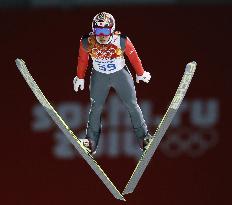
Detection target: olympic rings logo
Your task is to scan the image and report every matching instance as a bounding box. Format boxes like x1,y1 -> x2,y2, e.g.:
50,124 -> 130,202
159,128 -> 218,158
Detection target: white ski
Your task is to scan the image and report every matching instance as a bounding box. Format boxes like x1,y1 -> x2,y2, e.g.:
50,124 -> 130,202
15,59 -> 125,201
123,61 -> 197,195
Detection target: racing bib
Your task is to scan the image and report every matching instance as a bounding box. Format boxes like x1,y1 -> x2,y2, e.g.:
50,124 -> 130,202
92,58 -> 126,74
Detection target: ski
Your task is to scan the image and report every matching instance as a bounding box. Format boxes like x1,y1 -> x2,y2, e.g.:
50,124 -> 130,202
15,59 -> 125,201
122,61 -> 197,195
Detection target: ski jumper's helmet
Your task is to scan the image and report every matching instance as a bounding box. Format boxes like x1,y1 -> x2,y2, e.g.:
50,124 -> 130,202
92,12 -> 115,36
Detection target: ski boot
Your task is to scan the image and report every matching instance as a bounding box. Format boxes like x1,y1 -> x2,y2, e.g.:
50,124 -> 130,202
138,133 -> 153,151
79,138 -> 97,155
143,133 -> 153,150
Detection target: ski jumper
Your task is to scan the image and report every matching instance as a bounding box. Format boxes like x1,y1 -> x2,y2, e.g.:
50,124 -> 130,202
76,32 -> 148,146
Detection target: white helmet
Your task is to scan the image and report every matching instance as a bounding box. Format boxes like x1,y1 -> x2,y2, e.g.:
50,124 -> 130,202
92,12 -> 115,35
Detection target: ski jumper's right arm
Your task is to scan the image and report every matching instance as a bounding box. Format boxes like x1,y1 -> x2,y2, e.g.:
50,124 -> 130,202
76,37 -> 89,79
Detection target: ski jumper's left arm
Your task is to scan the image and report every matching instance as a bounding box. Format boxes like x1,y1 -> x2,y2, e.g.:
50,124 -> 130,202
124,37 -> 144,76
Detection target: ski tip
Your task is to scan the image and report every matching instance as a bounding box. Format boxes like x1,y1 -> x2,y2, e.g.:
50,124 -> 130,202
15,58 -> 21,63
15,58 -> 26,67
187,61 -> 197,66
15,58 -> 19,65
185,61 -> 197,72
191,61 -> 197,66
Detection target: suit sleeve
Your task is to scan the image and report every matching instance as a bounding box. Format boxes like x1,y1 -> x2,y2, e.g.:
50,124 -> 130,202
76,39 -> 89,79
124,37 -> 144,76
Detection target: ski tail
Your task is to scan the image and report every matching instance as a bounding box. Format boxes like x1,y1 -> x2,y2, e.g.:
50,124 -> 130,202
122,61 -> 197,195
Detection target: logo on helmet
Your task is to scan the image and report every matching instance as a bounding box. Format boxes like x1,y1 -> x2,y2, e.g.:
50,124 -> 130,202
92,12 -> 115,34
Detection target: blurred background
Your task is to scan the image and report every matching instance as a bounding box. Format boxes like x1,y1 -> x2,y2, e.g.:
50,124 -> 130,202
1,0 -> 231,204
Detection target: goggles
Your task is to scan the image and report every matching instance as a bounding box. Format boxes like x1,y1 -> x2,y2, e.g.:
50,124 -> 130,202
94,27 -> 111,36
